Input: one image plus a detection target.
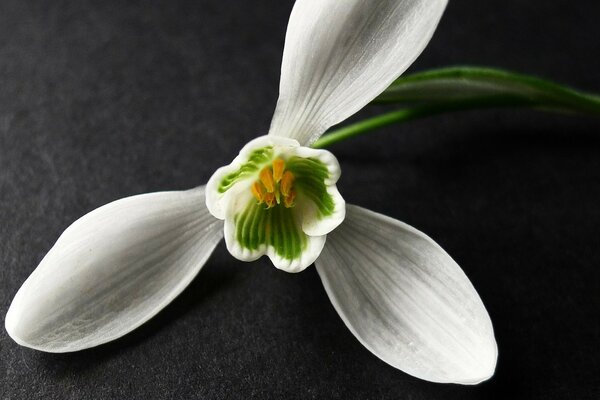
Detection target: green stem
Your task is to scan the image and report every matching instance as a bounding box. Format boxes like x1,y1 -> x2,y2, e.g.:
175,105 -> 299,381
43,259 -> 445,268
312,66 -> 600,149
312,108 -> 430,149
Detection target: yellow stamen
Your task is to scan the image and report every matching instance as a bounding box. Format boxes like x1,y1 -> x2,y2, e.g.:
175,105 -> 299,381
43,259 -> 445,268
263,192 -> 276,208
272,158 -> 285,182
251,181 -> 265,202
283,190 -> 296,208
280,170 -> 295,197
259,167 -> 275,193
251,160 -> 297,209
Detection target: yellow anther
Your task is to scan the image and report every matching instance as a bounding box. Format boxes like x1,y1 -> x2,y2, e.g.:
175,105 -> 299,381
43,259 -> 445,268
251,160 -> 296,209
280,170 -> 295,197
283,190 -> 296,208
272,158 -> 285,183
263,192 -> 276,208
259,167 -> 275,193
251,181 -> 265,202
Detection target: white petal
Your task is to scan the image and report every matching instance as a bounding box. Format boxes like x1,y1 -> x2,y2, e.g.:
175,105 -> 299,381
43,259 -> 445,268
222,190 -> 326,273
288,145 -> 345,236
315,205 -> 497,384
297,185 -> 345,237
5,186 -> 223,352
269,0 -> 448,145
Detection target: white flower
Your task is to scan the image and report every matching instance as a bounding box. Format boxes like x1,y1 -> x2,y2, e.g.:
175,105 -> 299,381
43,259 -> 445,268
206,135 -> 345,273
5,0 -> 497,385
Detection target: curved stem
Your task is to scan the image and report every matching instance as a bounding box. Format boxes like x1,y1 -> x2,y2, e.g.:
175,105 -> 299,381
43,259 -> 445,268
312,108 -> 429,149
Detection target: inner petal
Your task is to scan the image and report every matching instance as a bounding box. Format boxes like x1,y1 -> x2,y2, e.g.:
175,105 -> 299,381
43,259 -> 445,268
208,135 -> 344,272
235,199 -> 307,261
285,156 -> 336,218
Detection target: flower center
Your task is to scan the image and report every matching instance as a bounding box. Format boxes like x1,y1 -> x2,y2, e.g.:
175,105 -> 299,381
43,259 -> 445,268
251,158 -> 296,208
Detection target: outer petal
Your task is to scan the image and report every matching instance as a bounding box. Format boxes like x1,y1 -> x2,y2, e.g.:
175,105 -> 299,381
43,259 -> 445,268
269,0 -> 448,145
5,186 -> 223,352
315,205 -> 497,384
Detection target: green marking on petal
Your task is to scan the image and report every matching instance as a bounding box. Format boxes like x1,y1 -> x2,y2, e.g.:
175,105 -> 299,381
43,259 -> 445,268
235,199 -> 307,260
285,157 -> 335,217
218,146 -> 274,193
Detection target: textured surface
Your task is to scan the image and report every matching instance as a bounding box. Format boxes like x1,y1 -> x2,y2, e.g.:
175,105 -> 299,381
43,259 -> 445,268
6,187 -> 223,352
270,0 -> 447,145
1,0 -> 599,399
316,205 -> 496,384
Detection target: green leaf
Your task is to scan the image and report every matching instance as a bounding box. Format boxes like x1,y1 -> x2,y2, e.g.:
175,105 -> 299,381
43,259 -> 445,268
375,66 -> 600,113
313,66 -> 600,149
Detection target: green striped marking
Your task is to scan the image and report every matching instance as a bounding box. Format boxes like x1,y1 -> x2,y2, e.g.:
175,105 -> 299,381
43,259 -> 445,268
285,157 -> 335,218
235,199 -> 307,260
218,146 -> 273,193
231,153 -> 336,260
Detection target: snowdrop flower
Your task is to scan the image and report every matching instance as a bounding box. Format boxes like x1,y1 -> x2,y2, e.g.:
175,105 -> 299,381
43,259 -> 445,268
6,0 -> 497,384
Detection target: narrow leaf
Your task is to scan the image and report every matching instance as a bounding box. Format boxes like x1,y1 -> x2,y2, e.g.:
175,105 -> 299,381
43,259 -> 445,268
375,66 -> 600,114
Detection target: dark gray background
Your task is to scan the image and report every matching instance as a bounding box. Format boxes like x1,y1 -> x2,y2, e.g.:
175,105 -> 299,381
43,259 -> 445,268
1,0 -> 599,399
